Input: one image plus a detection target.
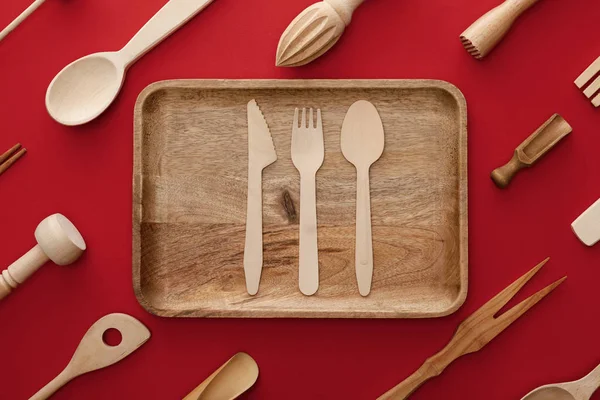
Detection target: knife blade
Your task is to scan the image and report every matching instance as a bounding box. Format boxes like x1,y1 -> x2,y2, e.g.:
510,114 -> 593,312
244,100 -> 277,295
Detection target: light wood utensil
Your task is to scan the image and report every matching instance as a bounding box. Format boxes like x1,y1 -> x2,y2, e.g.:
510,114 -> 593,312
491,114 -> 572,188
0,214 -> 85,301
378,258 -> 566,399
341,100 -> 384,297
460,0 -> 541,59
45,0 -> 215,126
291,107 -> 324,296
575,56 -> 600,107
0,143 -> 27,177
276,0 -> 366,67
183,353 -> 259,400
0,0 -> 47,42
30,313 -> 150,400
521,363 -> 600,400
572,199 -> 600,246
244,100 -> 277,295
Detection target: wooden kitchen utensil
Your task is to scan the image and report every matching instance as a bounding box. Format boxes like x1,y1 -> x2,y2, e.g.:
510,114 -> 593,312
0,143 -> 27,177
291,107 -> 324,296
30,313 -> 150,400
491,114 -> 572,188
45,0 -> 215,126
521,363 -> 600,400
183,352 -> 259,400
575,56 -> 600,107
460,0 -> 542,59
0,0 -> 47,42
244,100 -> 277,295
133,79 -> 468,319
0,214 -> 85,301
378,258 -> 566,399
276,0 -> 365,67
572,199 -> 600,246
341,100 -> 384,297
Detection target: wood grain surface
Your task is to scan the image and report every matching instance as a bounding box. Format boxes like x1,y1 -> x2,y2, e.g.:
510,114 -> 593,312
132,79 -> 468,318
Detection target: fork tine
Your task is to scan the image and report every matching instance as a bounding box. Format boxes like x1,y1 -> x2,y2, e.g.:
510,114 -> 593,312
476,258 -> 550,319
293,108 -> 299,129
317,109 -> 322,130
301,108 -> 306,128
309,108 -> 314,129
495,275 -> 567,329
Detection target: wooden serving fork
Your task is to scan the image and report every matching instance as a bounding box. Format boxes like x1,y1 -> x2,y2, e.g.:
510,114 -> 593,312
378,258 -> 566,400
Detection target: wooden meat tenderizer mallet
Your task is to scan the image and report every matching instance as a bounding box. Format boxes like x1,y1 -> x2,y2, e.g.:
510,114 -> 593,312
0,214 -> 86,300
460,0 -> 542,59
276,0 -> 366,67
491,114 -> 572,188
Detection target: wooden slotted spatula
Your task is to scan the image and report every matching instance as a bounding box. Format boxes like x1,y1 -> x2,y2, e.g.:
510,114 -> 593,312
378,258 -> 566,399
30,313 -> 151,399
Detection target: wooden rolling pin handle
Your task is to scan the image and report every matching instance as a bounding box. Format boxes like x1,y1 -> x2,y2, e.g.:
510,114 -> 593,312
0,245 -> 49,301
491,152 -> 524,189
325,0 -> 366,25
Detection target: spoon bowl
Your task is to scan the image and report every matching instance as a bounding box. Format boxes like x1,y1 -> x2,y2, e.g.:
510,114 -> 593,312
46,53 -> 125,126
521,363 -> 600,400
522,386 -> 576,400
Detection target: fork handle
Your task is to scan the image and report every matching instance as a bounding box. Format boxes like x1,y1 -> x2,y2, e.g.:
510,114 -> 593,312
298,174 -> 319,296
355,167 -> 374,296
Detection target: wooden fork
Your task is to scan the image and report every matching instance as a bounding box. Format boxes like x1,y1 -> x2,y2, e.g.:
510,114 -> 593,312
291,108 -> 324,296
378,258 -> 567,399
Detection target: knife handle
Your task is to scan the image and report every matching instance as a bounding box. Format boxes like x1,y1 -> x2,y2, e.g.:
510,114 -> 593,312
244,165 -> 265,295
298,174 -> 319,296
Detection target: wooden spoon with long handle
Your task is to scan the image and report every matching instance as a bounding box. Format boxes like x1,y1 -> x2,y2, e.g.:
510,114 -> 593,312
521,363 -> 600,400
30,314 -> 151,400
183,353 -> 259,400
341,101 -> 384,297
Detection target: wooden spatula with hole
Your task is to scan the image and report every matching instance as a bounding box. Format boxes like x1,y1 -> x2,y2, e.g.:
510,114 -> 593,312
491,114 -> 572,188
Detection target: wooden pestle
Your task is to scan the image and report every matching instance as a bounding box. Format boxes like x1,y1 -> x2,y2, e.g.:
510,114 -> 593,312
460,0 -> 542,59
0,214 -> 86,300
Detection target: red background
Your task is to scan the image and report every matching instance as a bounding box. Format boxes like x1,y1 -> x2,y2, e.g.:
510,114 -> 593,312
1,0 -> 600,399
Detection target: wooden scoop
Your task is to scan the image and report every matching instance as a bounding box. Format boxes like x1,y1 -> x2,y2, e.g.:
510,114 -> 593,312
276,0 -> 365,67
521,363 -> 600,400
183,353 -> 259,400
491,114 -> 572,188
30,313 -> 151,400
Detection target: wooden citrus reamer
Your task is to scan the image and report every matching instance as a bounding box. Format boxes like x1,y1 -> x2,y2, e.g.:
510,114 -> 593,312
378,258 -> 566,399
0,214 -> 86,300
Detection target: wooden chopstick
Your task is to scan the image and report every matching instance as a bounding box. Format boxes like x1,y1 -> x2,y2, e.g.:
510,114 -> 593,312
0,143 -> 27,177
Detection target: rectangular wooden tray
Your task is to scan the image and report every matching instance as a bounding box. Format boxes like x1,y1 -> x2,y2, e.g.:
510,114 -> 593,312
133,79 -> 468,318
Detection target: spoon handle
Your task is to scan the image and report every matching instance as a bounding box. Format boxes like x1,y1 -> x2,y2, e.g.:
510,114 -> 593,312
29,368 -> 74,400
0,0 -> 46,42
355,168 -> 374,296
579,363 -> 600,398
118,0 -> 215,66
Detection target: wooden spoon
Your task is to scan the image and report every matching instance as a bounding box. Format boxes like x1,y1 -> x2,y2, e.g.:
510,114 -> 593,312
521,363 -> 600,400
30,313 -> 151,400
45,0 -> 214,126
341,100 -> 385,297
183,353 -> 259,400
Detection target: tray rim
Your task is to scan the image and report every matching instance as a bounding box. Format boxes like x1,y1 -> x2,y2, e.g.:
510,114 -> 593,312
132,79 -> 468,318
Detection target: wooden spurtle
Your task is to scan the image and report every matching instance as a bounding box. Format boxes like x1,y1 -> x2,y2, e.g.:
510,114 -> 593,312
0,143 -> 26,177
378,258 -> 566,399
491,114 -> 572,188
460,0 -> 542,59
30,314 -> 150,399
276,0 -> 366,67
521,363 -> 600,400
183,353 -> 259,400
